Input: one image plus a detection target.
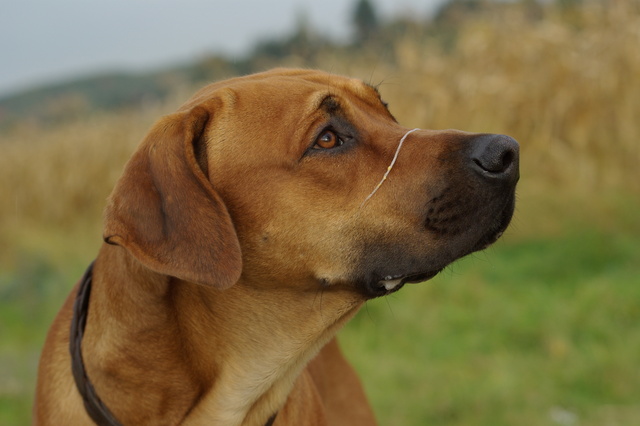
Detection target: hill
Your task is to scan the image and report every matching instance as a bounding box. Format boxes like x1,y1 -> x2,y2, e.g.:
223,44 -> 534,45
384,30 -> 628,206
0,0 -> 539,130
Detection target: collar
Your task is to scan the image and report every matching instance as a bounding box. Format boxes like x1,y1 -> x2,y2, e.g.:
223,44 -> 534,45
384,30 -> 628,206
69,261 -> 122,426
69,262 -> 279,425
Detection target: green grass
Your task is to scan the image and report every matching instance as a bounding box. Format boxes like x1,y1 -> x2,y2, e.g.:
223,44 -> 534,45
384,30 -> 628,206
2,208 -> 639,425
340,228 -> 640,426
0,252 -> 91,425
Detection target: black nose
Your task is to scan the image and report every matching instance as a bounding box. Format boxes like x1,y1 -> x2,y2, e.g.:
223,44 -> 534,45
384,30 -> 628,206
470,134 -> 519,182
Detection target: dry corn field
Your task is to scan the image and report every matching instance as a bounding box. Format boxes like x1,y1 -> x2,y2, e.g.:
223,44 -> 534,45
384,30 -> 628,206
1,2 -> 639,245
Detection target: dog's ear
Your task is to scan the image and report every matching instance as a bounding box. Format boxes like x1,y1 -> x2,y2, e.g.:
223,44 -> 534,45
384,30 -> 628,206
103,106 -> 242,289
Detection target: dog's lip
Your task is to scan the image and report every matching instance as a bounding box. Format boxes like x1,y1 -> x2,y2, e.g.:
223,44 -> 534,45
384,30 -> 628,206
377,269 -> 442,291
469,194 -> 515,252
403,270 -> 442,283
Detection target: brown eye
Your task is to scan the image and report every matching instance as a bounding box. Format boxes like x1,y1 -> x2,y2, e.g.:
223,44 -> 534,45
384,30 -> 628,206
314,130 -> 343,150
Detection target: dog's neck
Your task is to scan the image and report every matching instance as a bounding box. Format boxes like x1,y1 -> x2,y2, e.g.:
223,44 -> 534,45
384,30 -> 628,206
84,244 -> 362,426
183,282 -> 362,425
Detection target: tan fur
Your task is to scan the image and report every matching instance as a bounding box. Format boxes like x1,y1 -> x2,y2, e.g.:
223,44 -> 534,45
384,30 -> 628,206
34,68 -> 518,425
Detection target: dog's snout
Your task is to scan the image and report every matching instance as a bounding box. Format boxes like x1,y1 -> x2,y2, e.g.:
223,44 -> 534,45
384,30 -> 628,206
470,134 -> 519,181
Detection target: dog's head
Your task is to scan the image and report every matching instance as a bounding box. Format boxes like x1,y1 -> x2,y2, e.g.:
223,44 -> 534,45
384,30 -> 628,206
104,68 -> 518,300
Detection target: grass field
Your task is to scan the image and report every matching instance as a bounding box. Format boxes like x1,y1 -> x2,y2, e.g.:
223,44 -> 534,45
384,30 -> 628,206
2,1 -> 640,424
342,221 -> 640,426
2,202 -> 639,425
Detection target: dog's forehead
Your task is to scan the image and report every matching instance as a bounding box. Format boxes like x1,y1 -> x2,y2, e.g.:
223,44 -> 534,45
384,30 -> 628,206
182,69 -> 384,112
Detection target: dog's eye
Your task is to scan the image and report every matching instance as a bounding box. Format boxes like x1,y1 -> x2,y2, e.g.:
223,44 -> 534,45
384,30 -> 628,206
314,130 -> 344,150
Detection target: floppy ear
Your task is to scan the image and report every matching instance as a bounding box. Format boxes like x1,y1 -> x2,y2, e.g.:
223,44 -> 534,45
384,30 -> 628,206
103,106 -> 242,289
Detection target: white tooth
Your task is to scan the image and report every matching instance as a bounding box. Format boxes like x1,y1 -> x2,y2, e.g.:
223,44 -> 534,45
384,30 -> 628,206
381,278 -> 403,291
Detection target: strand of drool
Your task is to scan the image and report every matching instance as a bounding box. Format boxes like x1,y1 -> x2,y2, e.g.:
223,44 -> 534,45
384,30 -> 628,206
359,128 -> 420,208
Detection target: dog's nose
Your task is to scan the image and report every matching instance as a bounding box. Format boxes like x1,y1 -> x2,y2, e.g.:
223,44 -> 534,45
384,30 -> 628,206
470,134 -> 519,182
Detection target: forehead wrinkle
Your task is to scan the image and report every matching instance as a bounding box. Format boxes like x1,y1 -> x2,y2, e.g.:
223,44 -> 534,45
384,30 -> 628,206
314,75 -> 377,105
319,95 -> 342,115
311,91 -> 374,124
309,78 -> 392,122
343,79 -> 395,119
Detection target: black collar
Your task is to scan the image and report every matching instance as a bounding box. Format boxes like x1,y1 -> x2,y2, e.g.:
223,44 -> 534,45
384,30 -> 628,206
69,262 -> 278,425
69,261 -> 122,426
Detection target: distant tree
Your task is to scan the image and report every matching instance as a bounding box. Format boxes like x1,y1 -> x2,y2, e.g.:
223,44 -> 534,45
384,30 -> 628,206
251,9 -> 334,64
434,0 -> 476,23
289,10 -> 314,53
352,0 -> 380,43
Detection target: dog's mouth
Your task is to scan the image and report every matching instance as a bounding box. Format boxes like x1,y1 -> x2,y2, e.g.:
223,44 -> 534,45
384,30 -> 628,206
377,269 -> 442,294
354,184 -> 517,300
364,197 -> 515,298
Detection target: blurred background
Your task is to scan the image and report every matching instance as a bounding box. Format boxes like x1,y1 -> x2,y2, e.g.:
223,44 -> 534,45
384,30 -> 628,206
1,0 -> 639,424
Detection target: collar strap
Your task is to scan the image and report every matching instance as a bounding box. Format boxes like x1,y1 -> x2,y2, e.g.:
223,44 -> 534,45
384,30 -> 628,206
265,412 -> 277,426
69,261 -> 123,426
69,262 -> 278,425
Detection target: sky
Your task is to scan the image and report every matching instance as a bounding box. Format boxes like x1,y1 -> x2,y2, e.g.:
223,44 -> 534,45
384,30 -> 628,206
0,0 -> 444,98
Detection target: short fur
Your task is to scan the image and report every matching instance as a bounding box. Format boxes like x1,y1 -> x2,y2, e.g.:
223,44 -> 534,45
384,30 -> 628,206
34,68 -> 518,425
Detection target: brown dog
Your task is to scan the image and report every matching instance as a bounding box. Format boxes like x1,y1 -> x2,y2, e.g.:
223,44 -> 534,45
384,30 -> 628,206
34,68 -> 519,425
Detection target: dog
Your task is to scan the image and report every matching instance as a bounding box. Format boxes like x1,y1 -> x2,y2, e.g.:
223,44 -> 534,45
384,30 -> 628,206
34,68 -> 519,425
